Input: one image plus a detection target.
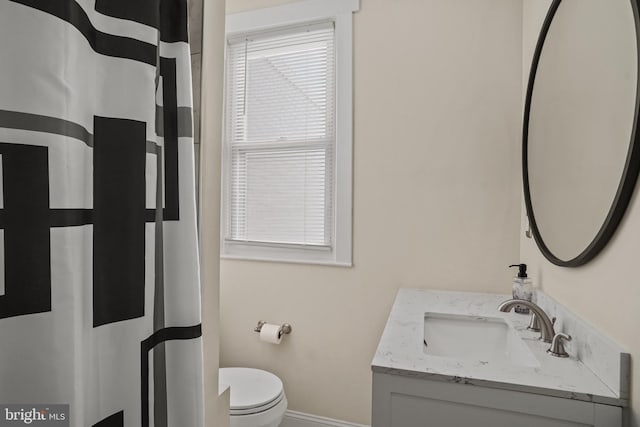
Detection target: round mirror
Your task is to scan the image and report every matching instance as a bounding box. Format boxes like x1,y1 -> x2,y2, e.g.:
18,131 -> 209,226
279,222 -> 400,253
523,0 -> 640,266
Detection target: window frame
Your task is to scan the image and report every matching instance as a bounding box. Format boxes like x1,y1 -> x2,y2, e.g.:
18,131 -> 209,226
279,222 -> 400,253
221,0 -> 358,266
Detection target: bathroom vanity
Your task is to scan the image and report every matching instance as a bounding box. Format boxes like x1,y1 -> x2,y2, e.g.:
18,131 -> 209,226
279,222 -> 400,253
371,289 -> 629,427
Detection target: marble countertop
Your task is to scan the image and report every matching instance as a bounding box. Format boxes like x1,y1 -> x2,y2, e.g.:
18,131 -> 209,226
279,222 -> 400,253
371,289 -> 625,406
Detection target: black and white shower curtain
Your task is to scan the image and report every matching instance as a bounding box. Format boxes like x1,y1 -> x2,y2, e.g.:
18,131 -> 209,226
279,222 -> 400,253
0,1 -> 204,426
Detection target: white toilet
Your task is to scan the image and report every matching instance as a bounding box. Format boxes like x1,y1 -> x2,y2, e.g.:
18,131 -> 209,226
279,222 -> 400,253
220,367 -> 288,427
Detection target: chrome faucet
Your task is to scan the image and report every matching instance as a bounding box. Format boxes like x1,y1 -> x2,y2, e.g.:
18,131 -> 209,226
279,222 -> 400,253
497,299 -> 555,343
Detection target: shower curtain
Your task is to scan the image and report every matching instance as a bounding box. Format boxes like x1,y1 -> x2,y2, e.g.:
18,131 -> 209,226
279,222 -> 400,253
0,1 -> 204,426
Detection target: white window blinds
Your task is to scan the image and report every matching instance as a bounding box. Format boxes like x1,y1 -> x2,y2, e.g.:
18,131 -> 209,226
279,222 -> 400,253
224,22 -> 336,247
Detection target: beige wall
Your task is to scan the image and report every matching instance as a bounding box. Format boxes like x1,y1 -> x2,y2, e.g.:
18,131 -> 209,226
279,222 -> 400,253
220,0 -> 523,424
199,0 -> 227,425
521,1 -> 640,426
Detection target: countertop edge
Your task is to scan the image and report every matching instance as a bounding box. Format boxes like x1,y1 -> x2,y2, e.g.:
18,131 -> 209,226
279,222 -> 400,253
370,364 -> 628,407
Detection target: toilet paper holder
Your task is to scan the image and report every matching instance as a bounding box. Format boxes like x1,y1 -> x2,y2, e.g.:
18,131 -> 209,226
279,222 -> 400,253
254,320 -> 292,338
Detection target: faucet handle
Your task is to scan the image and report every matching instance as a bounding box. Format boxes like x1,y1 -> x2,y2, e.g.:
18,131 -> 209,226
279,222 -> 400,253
528,314 -> 555,332
547,332 -> 572,358
527,313 -> 541,332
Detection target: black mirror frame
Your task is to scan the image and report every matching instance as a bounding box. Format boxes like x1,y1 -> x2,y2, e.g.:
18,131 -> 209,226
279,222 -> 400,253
522,0 -> 640,267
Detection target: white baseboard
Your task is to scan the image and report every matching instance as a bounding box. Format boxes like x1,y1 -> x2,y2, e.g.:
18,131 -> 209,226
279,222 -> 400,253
280,410 -> 369,427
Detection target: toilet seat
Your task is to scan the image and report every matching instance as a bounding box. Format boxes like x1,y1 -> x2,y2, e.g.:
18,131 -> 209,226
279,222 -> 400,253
229,391 -> 285,416
221,367 -> 285,416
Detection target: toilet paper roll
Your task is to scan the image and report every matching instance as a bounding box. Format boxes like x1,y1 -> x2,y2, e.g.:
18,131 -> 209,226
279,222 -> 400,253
259,323 -> 282,344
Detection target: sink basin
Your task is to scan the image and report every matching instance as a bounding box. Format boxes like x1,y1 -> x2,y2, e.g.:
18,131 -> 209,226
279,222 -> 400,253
423,313 -> 540,367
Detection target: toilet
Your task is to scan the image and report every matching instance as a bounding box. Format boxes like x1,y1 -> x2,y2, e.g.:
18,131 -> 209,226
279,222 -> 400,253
220,367 -> 288,427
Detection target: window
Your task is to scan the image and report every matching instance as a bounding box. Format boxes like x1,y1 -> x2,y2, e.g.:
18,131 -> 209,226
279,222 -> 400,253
221,0 -> 358,265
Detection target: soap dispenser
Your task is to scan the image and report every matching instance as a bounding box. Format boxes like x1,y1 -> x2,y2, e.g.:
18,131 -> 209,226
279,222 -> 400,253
509,264 -> 532,314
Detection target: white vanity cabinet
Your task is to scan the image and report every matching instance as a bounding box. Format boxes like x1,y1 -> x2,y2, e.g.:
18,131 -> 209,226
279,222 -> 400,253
372,290 -> 629,427
372,371 -> 622,427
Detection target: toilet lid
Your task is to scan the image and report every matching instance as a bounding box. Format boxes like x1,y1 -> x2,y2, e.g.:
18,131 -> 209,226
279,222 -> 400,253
220,368 -> 284,410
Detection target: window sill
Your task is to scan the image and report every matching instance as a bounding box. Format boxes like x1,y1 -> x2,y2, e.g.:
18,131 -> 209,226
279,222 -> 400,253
220,253 -> 353,267
221,241 -> 352,266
